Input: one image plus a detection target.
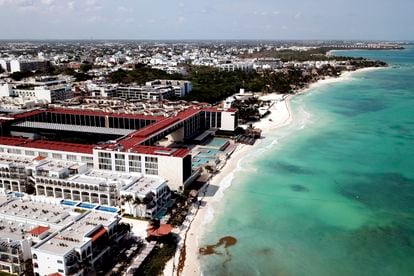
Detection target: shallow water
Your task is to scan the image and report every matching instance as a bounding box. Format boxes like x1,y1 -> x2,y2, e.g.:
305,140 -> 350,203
200,46 -> 414,276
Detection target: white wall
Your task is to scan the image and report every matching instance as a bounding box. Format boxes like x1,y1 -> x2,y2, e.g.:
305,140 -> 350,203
221,111 -> 237,131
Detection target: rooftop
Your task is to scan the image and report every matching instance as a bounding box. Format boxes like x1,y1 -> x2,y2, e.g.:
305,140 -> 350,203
121,175 -> 166,197
34,211 -> 117,255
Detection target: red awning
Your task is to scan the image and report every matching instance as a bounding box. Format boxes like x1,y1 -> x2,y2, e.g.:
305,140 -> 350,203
90,226 -> 107,242
146,224 -> 173,237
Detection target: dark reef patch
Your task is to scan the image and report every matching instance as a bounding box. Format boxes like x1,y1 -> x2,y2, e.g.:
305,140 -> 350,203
338,172 -> 414,212
290,184 -> 310,192
270,161 -> 313,175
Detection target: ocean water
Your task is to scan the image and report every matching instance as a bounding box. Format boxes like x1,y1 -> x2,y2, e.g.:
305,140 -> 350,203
200,46 -> 414,276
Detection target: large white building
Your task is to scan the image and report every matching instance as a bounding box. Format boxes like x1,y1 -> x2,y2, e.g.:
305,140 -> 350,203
9,59 -> 50,73
0,106 -> 238,192
0,151 -> 171,219
87,79 -> 192,100
0,77 -> 72,103
0,194 -> 79,275
0,193 -> 129,276
32,211 -> 124,276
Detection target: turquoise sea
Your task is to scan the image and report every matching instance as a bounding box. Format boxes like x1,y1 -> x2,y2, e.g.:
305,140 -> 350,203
200,46 -> 414,276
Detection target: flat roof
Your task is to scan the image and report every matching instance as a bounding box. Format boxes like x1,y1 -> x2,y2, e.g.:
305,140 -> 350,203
13,121 -> 135,136
0,199 -> 76,227
121,176 -> 165,197
48,108 -> 163,121
69,170 -> 140,187
0,136 -> 94,154
128,145 -> 190,158
35,212 -> 117,255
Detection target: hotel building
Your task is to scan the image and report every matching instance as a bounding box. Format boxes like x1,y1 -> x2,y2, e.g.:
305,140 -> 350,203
0,106 -> 238,192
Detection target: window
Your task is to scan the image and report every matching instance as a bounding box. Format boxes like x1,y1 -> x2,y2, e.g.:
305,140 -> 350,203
129,155 -> 141,173
115,154 -> 125,172
39,152 -> 48,157
98,152 -> 112,170
145,156 -> 158,175
58,269 -> 64,273
25,150 -> 35,156
8,148 -> 21,155
52,153 -> 62,159
81,156 -> 94,168
67,154 -> 77,161
57,260 -> 63,264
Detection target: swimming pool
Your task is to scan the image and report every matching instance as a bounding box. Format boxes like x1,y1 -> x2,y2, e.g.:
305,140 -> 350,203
197,147 -> 220,158
96,205 -> 118,213
206,137 -> 230,150
77,202 -> 96,209
61,200 -> 78,206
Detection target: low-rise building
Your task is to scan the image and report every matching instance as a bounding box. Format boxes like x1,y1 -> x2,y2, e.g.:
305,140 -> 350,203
32,211 -> 125,276
0,77 -> 72,103
0,194 -> 78,275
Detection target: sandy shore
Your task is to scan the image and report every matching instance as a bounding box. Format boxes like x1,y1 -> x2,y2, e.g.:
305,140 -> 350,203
166,66 -> 383,276
170,94 -> 293,276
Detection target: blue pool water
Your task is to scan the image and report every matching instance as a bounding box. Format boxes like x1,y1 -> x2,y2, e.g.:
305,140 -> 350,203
61,200 -> 78,206
96,205 -> 118,213
77,202 -> 96,209
206,137 -> 229,149
197,147 -> 220,158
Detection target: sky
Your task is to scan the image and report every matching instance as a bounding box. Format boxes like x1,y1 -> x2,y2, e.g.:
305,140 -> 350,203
0,0 -> 413,40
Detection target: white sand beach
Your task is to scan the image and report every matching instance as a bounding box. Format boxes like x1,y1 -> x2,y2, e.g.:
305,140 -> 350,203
169,94 -> 293,276
165,67 -> 383,276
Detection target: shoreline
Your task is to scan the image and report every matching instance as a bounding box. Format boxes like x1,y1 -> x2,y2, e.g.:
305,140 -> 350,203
167,66 -> 384,276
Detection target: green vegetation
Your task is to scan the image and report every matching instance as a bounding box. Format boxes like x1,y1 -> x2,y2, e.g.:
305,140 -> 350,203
108,67 -> 182,84
74,208 -> 87,213
0,271 -> 13,276
105,49 -> 386,104
232,97 -> 263,121
184,66 -> 264,103
10,71 -> 35,81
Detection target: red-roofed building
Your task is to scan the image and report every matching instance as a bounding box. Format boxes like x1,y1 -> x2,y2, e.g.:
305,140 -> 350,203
29,226 -> 50,238
0,105 -> 237,191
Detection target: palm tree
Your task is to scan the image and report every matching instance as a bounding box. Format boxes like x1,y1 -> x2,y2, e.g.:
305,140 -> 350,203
133,197 -> 143,217
123,195 -> 133,213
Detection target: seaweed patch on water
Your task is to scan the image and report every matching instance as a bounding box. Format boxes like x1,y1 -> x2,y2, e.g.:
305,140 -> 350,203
290,184 -> 310,192
199,236 -> 237,256
199,236 -> 237,268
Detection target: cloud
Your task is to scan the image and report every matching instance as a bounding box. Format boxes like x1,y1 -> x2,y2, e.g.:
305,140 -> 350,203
272,11 -> 280,15
85,0 -> 97,6
67,1 -> 75,11
41,0 -> 54,5
87,16 -> 104,23
117,6 -> 132,13
177,16 -> 185,24
294,12 -> 302,19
